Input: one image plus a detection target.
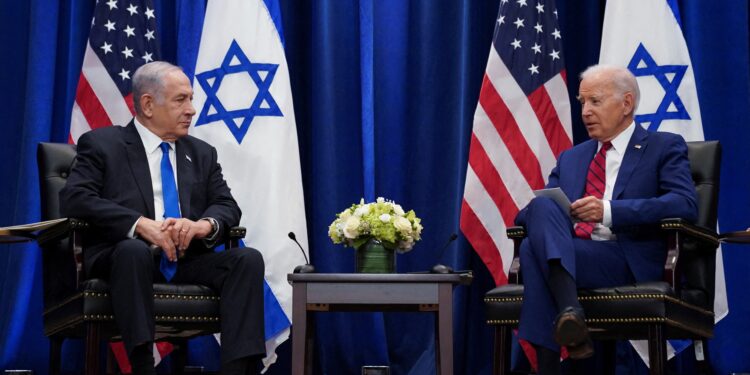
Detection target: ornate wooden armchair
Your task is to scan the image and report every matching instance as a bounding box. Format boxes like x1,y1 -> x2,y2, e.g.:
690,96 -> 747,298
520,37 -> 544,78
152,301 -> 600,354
37,142 -> 246,375
484,141 -> 721,375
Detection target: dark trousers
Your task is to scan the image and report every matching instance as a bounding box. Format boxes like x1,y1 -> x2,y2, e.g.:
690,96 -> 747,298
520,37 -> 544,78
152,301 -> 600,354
517,197 -> 635,351
91,239 -> 266,365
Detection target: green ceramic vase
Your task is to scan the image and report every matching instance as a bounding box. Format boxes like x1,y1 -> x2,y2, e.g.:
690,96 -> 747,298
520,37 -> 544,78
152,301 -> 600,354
355,238 -> 395,273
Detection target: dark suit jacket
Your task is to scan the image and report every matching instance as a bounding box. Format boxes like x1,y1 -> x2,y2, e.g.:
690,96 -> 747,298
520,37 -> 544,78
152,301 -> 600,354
60,121 -> 241,270
516,124 -> 698,282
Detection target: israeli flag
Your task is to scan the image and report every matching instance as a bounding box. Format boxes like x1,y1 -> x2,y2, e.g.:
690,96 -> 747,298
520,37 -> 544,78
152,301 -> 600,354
189,0 -> 308,370
599,0 -> 728,365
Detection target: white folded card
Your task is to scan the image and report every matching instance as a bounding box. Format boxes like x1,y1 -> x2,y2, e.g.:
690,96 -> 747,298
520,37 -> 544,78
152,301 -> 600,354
532,187 -> 572,215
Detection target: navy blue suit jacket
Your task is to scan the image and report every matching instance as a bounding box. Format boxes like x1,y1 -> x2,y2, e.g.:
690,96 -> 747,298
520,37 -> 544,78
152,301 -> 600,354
516,125 -> 698,282
60,121 -> 241,270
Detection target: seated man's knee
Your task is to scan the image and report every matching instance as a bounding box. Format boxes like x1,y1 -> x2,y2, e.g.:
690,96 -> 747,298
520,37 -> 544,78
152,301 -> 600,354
112,239 -> 154,266
527,196 -> 563,219
231,247 -> 265,274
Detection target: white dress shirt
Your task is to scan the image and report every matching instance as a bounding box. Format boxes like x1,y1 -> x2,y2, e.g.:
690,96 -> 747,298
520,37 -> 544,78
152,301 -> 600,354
127,118 -> 180,237
591,121 -> 636,241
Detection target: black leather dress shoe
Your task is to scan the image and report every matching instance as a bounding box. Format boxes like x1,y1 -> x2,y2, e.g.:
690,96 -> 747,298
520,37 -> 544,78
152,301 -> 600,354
553,307 -> 594,359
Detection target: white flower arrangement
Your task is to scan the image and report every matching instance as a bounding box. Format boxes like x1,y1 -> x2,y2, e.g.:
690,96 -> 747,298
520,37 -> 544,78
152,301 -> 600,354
328,197 -> 423,253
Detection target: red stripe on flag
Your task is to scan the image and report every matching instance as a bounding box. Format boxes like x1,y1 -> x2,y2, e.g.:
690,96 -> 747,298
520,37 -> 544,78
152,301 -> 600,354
124,93 -> 136,116
527,84 -> 572,157
111,342 -> 132,374
479,75 -> 546,190
460,200 -> 508,286
75,74 -> 113,130
467,134 -> 519,226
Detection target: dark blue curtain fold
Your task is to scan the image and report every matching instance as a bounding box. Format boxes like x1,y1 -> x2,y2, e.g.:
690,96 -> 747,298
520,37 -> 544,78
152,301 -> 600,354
2,0 -> 750,374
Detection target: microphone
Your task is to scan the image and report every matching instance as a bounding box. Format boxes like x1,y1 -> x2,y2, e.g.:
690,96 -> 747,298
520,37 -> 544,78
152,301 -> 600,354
288,232 -> 315,273
431,233 -> 458,274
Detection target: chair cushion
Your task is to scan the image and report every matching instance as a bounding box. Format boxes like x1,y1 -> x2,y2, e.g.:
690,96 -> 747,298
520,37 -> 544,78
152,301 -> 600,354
485,281 -> 714,340
43,278 -> 220,337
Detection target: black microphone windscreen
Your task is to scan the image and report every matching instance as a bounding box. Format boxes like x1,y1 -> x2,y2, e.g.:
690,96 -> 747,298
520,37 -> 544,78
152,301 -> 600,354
288,232 -> 296,240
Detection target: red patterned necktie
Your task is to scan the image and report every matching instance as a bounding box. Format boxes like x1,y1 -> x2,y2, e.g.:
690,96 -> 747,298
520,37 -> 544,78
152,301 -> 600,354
574,142 -> 612,239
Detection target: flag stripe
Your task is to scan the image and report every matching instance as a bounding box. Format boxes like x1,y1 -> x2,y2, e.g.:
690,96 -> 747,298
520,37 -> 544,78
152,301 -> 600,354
468,134 -> 519,226
527,85 -> 573,156
544,72 -> 573,143
479,75 -> 546,190
460,198 -> 507,285
473,105 -> 534,210
75,74 -> 113,130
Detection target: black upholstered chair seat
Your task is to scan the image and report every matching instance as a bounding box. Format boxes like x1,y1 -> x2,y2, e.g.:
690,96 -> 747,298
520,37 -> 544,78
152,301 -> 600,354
485,281 -> 714,341
43,279 -> 221,339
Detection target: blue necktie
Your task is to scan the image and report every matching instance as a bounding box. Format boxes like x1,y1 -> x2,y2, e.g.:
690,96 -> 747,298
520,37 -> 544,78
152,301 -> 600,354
159,142 -> 180,281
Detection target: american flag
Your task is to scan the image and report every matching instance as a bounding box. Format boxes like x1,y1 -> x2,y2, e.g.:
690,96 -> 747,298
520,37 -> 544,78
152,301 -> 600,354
69,0 -> 172,371
460,0 -> 572,286
69,0 -> 159,143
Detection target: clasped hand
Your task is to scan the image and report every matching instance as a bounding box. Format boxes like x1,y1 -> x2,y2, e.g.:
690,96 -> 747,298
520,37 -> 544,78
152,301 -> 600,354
135,217 -> 213,262
570,196 -> 604,223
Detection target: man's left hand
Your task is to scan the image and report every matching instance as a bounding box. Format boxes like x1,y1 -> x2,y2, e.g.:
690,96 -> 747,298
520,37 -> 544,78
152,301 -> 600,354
161,218 -> 213,255
571,196 -> 604,223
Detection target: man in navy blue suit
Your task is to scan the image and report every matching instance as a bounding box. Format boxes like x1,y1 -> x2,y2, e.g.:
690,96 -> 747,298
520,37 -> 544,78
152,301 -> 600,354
60,62 -> 265,375
515,65 -> 697,374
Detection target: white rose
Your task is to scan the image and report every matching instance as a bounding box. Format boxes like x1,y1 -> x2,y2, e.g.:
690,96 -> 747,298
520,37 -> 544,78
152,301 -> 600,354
379,213 -> 391,222
393,204 -> 405,216
343,216 -> 361,239
354,204 -> 371,217
393,216 -> 412,234
339,209 -> 352,220
376,197 -> 385,203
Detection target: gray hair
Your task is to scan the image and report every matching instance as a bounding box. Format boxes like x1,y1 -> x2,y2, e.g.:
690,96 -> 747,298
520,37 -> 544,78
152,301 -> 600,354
132,61 -> 183,115
580,64 -> 640,112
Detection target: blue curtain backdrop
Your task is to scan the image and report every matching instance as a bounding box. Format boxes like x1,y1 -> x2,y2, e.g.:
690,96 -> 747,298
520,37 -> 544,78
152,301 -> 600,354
1,1 -> 749,374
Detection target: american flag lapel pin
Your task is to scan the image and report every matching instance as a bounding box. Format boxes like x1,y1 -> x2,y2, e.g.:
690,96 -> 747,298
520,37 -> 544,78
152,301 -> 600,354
634,144 -> 642,149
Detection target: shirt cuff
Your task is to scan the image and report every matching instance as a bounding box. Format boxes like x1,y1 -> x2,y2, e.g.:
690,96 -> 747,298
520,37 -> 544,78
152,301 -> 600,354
128,217 -> 141,239
602,200 -> 612,227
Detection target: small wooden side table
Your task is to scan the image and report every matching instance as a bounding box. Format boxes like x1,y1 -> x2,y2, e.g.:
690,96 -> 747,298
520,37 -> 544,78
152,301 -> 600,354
287,272 -> 472,375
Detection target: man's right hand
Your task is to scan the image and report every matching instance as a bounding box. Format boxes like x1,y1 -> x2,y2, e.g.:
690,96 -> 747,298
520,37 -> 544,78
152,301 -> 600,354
135,217 -> 178,262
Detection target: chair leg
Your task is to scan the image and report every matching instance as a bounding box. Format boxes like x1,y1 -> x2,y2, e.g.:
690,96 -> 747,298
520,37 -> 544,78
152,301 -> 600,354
601,340 -> 617,373
647,324 -> 666,375
494,326 -> 510,375
171,339 -> 189,375
84,323 -> 102,375
49,337 -> 63,375
694,339 -> 713,375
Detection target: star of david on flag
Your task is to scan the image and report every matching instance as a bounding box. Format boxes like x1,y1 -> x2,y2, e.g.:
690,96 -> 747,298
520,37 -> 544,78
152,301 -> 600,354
627,43 -> 690,131
194,40 -> 283,144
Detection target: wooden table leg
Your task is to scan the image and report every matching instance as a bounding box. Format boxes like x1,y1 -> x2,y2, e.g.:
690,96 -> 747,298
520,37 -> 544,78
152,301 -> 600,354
291,282 -> 308,375
437,283 -> 453,375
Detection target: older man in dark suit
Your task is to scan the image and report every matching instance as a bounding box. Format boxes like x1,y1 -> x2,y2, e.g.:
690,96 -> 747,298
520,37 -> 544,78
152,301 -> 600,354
515,65 -> 698,374
61,61 -> 265,375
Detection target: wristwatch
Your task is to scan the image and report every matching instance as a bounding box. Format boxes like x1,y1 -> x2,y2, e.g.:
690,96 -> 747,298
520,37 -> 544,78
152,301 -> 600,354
201,217 -> 219,241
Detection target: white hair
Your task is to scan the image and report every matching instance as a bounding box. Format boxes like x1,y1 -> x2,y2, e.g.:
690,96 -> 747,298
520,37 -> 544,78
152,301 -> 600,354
132,61 -> 183,115
580,64 -> 640,112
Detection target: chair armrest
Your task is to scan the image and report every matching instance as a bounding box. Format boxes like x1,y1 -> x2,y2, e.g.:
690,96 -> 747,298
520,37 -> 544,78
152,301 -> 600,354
37,218 -> 89,247
661,218 -> 719,247
225,226 -> 246,249
505,226 -> 526,284
37,218 -> 89,287
660,218 -> 719,293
